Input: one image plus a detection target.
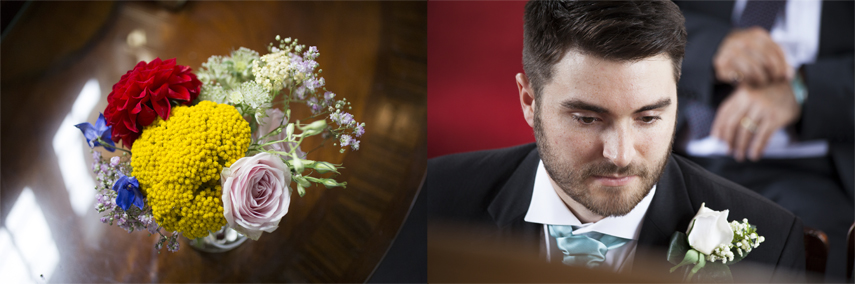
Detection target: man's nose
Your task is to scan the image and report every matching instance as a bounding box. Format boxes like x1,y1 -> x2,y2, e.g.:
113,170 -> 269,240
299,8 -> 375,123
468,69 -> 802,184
602,124 -> 636,168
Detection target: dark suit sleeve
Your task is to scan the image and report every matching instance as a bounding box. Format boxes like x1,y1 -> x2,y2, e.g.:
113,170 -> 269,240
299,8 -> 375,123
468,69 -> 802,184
771,216 -> 807,282
674,2 -> 734,132
799,54 -> 855,142
677,10 -> 732,104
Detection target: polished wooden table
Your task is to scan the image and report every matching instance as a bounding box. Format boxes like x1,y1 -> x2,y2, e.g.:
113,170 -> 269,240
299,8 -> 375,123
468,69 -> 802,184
0,1 -> 426,282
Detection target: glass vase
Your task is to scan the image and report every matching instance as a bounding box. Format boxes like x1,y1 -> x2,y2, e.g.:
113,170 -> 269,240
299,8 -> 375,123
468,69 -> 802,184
188,225 -> 247,253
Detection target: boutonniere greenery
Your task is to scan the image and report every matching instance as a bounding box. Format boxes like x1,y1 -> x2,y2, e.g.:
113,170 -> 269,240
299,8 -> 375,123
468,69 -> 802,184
667,203 -> 765,282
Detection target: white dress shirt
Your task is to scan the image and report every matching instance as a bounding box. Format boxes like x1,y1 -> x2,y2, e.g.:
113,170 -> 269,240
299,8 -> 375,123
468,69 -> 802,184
687,0 -> 827,158
523,160 -> 656,273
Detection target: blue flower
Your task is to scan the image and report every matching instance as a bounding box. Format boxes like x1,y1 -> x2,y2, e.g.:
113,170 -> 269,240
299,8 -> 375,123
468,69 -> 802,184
75,113 -> 116,152
112,172 -> 144,211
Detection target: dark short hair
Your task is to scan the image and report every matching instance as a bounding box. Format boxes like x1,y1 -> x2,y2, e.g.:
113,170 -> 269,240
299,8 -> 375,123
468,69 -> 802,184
523,0 -> 687,97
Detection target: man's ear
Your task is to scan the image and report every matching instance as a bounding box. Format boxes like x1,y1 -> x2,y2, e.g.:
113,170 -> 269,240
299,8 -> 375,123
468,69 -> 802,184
516,73 -> 536,128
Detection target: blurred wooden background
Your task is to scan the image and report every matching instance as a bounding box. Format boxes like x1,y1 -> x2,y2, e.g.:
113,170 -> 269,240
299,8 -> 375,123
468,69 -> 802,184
0,1 -> 426,282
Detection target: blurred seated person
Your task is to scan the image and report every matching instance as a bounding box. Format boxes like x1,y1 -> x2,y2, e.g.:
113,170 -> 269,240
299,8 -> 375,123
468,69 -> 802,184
673,0 -> 854,280
428,1 -> 805,282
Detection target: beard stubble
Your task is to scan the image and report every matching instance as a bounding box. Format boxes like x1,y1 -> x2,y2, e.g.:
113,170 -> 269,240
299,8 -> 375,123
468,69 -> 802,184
533,106 -> 672,217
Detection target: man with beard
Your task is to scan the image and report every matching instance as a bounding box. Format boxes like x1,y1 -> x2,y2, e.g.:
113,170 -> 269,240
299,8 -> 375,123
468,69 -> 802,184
426,1 -> 805,281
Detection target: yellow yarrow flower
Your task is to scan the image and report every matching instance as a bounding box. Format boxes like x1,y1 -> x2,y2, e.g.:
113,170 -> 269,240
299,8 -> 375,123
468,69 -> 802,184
131,101 -> 251,239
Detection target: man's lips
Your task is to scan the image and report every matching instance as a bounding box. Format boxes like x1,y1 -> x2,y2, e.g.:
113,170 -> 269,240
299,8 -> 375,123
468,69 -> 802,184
591,175 -> 637,186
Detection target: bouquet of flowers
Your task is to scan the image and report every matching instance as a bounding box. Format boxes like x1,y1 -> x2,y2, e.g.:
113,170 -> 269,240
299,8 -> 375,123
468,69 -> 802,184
76,36 -> 365,252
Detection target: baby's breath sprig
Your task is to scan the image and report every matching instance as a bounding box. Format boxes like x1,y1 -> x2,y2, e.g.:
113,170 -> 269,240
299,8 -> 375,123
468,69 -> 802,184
730,218 -> 765,258
705,218 -> 765,264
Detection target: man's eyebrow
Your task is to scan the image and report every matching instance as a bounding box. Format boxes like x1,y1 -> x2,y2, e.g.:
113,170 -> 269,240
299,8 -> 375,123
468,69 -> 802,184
559,98 -> 672,114
560,100 -> 609,114
634,98 -> 671,113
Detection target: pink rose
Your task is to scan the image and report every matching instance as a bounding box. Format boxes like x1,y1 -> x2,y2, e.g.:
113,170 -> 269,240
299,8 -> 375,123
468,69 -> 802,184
221,152 -> 291,240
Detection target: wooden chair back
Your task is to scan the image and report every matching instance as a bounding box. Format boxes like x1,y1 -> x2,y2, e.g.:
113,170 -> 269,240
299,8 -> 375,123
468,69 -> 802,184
804,226 -> 829,280
847,222 -> 854,281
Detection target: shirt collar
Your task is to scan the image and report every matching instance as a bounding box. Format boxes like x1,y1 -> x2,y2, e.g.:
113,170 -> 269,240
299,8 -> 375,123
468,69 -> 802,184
523,160 -> 656,240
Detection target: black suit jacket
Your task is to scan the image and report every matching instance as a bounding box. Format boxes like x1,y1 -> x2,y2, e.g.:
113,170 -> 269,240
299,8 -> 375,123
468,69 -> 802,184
427,144 -> 805,282
674,0 -> 855,198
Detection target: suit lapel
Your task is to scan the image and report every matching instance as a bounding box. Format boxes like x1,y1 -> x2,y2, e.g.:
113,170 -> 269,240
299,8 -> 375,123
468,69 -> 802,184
486,147 -> 542,243
634,154 -> 698,274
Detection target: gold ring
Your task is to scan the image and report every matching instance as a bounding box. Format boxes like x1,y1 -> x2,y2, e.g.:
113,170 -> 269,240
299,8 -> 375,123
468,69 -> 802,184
731,71 -> 743,84
740,117 -> 757,133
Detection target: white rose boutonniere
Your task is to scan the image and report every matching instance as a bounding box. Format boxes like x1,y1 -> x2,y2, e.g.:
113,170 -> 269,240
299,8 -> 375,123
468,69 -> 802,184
687,205 -> 734,255
667,203 -> 766,283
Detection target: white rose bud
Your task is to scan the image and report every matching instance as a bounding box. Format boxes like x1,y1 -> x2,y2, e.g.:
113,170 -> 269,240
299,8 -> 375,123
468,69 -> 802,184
687,203 -> 735,255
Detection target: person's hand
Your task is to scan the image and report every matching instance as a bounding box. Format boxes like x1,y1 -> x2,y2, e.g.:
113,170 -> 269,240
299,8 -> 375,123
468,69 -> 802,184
710,81 -> 801,162
714,27 -> 793,86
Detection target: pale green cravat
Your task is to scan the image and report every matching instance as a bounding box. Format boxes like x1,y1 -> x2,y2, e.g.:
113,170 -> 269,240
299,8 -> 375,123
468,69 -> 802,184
548,224 -> 630,268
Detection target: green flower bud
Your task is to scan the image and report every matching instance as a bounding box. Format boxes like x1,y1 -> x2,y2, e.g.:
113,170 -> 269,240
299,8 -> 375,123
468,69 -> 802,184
299,120 -> 327,137
321,178 -> 346,189
297,184 -> 305,197
285,123 -> 294,139
292,157 -> 304,173
313,161 -> 339,174
294,175 -> 311,188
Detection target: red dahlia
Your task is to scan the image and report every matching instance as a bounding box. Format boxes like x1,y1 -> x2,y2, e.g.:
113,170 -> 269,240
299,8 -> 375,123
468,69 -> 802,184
104,58 -> 202,148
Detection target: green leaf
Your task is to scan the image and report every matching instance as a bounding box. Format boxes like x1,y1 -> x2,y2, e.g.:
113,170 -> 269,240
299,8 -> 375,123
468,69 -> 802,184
694,262 -> 733,283
667,232 -> 690,265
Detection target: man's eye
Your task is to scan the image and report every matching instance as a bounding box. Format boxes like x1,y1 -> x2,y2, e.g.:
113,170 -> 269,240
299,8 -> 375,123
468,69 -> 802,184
639,116 -> 660,123
573,116 -> 598,124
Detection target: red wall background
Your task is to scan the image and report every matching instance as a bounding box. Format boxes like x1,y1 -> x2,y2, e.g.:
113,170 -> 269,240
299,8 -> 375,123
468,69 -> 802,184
427,1 -> 534,159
